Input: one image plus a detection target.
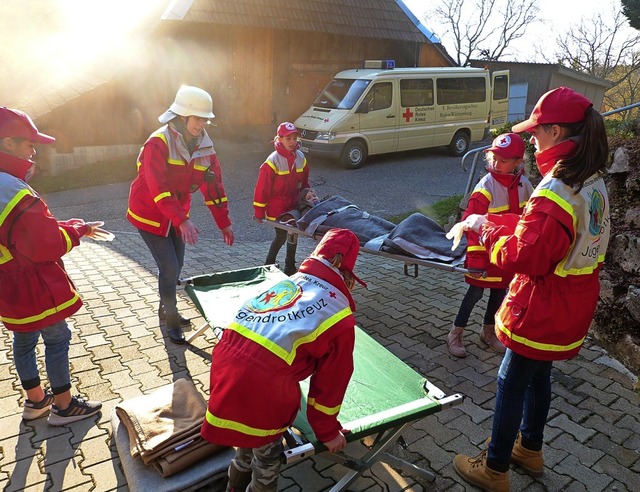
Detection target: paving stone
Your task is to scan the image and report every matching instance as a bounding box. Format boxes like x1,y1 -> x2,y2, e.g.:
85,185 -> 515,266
555,454 -> 613,491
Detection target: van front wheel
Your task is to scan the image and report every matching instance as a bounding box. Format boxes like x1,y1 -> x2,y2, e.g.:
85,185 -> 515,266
448,131 -> 470,157
339,141 -> 368,169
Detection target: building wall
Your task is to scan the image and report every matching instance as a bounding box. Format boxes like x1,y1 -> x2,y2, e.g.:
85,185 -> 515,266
36,24 -> 450,173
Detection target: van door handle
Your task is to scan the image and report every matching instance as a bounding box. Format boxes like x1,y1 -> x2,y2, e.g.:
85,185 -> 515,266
386,115 -> 395,118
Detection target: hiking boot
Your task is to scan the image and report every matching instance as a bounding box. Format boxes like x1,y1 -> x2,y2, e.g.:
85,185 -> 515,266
453,449 -> 510,492
284,264 -> 298,276
484,432 -> 544,477
23,391 -> 55,421
48,395 -> 102,426
480,324 -> 506,353
447,326 -> 467,358
158,306 -> 191,326
226,463 -> 252,492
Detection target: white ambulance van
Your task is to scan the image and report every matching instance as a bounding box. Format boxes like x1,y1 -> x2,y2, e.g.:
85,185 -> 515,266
294,61 -> 509,168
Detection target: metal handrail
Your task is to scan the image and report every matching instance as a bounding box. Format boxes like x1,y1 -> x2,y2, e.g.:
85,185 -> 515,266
601,101 -> 640,117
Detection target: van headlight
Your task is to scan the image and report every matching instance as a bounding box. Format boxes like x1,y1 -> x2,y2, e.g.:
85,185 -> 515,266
316,131 -> 336,141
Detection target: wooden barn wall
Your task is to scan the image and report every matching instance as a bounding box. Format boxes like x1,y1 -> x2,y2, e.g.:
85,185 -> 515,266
38,24 -> 437,148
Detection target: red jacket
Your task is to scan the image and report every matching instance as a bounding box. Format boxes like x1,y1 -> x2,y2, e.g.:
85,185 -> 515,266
0,151 -> 88,332
127,124 -> 231,236
253,143 -> 309,220
201,258 -> 355,448
480,140 -> 610,361
463,169 -> 532,288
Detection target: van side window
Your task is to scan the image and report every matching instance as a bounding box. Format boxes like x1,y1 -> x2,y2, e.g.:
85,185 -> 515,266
436,77 -> 486,105
493,75 -> 509,100
400,79 -> 434,107
363,82 -> 393,111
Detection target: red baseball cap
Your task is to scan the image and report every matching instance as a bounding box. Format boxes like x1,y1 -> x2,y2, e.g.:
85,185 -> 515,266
277,121 -> 299,137
0,107 -> 55,144
485,133 -> 525,159
512,87 -> 593,133
312,228 -> 366,287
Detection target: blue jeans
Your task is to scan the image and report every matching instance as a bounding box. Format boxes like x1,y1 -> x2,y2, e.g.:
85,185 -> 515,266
138,228 -> 185,317
487,349 -> 552,472
454,285 -> 506,327
13,320 -> 72,395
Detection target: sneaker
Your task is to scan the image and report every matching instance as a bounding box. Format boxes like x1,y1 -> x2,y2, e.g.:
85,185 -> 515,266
23,391 -> 55,420
48,395 -> 102,426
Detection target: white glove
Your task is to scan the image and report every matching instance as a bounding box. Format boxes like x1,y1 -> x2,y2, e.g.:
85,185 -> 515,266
85,221 -> 115,241
463,214 -> 487,234
445,221 -> 465,251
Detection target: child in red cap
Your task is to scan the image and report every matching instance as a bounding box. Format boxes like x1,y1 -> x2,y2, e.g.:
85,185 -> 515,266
202,228 -> 363,492
447,133 -> 533,358
253,122 -> 310,275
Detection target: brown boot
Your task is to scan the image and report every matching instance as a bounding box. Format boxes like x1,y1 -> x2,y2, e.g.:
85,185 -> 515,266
511,433 -> 544,476
480,324 -> 506,353
484,432 -> 544,477
447,326 -> 467,358
453,449 -> 509,492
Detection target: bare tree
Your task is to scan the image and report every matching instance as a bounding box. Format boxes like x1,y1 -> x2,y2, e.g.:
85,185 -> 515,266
429,0 -> 540,66
550,9 -> 640,114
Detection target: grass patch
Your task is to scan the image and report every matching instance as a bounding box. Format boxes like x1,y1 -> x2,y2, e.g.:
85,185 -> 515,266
389,194 -> 463,227
31,156 -> 137,193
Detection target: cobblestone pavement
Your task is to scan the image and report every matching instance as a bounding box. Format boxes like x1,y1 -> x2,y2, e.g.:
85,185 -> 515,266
1,228 -> 639,491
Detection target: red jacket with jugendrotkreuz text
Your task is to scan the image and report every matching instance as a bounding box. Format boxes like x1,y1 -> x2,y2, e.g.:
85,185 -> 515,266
253,143 -> 309,221
0,151 -> 88,332
201,257 -> 355,448
479,139 -> 610,361
127,124 -> 231,236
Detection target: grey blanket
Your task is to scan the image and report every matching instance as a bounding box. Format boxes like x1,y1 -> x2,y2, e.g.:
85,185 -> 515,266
295,196 -> 466,263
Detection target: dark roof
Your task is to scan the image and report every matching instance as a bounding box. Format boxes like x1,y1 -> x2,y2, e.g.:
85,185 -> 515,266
166,0 -> 430,43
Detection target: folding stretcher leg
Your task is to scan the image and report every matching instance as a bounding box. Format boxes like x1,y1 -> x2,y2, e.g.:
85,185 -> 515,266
321,423 -> 435,491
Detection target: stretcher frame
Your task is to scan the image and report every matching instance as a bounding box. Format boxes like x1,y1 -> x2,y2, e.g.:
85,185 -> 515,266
182,265 -> 463,490
264,219 -> 484,278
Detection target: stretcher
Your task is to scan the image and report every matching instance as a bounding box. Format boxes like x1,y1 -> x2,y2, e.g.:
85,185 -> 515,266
264,219 -> 485,278
183,265 -> 463,490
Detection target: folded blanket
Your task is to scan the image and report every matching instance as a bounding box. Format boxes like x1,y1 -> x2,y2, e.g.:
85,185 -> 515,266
115,378 -> 226,476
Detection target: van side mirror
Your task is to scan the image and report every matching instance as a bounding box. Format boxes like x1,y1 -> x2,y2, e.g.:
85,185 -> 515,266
356,100 -> 369,114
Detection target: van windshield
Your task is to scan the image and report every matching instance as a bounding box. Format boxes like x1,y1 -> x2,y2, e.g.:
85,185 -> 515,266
313,78 -> 372,110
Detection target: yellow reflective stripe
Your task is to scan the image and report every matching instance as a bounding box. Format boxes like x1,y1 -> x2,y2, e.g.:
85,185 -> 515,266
467,245 -> 486,252
155,133 -> 168,146
228,307 -> 352,365
464,273 -> 502,282
537,189 -> 576,223
59,227 -> 73,253
167,158 -> 184,166
490,236 -> 508,264
265,160 -> 278,172
127,208 -> 161,228
554,260 -> 603,277
496,317 -> 585,353
253,202 -> 266,208
307,397 -> 341,416
0,293 -> 80,325
478,188 -> 492,201
488,204 -> 509,213
205,409 -> 288,437
154,191 -> 172,203
519,199 -> 529,208
0,188 -> 33,227
205,196 -> 228,206
193,163 -> 208,171
265,214 -> 276,221
0,243 -> 13,265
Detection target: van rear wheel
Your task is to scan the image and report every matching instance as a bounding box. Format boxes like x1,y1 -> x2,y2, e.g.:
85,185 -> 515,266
339,141 -> 368,169
448,131 -> 470,157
